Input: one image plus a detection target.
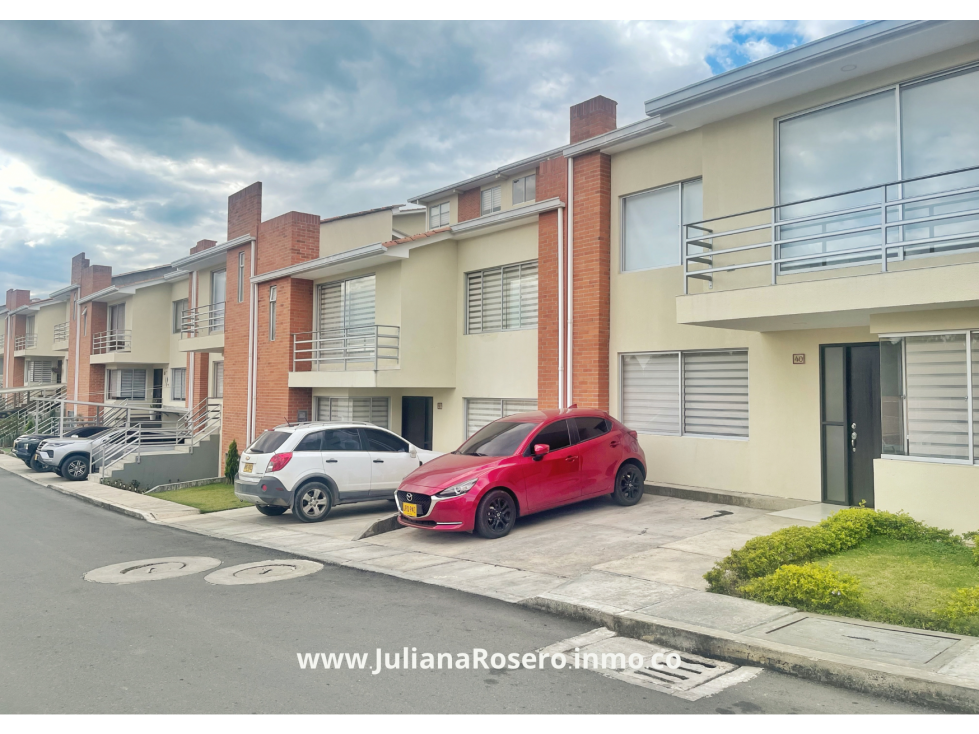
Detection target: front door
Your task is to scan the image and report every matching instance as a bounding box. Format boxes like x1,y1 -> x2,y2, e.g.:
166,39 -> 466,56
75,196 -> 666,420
820,344 -> 881,507
401,396 -> 433,451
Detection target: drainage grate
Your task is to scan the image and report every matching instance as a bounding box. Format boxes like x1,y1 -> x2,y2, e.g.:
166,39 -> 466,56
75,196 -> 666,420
540,628 -> 760,701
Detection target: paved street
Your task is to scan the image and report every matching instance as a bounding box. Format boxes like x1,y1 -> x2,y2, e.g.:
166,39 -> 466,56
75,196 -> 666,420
0,471 -> 934,714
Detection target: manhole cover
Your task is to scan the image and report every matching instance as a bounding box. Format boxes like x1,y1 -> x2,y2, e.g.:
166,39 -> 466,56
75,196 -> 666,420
85,557 -> 221,584
204,560 -> 323,586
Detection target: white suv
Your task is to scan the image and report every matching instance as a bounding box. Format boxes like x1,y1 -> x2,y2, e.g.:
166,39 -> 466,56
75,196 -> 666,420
234,422 -> 440,522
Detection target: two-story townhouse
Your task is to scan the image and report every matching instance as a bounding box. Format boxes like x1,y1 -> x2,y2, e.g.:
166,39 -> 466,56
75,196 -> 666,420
541,20 -> 979,532
2,288 -> 71,389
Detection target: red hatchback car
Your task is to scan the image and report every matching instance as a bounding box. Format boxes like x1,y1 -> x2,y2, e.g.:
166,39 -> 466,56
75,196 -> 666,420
396,408 -> 646,538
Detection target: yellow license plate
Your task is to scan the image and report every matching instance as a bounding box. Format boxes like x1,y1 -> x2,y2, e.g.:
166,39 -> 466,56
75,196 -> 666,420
243,463 -> 253,473
402,503 -> 418,518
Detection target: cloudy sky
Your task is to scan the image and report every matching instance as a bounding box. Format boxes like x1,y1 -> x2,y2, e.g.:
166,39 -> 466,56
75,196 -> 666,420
0,20 -> 860,296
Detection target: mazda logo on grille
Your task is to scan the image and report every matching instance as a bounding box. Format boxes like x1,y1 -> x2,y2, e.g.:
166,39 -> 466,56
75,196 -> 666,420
406,493 -> 413,501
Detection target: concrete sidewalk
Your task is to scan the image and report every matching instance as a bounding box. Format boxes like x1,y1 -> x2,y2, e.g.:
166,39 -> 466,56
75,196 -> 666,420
3,451 -> 978,711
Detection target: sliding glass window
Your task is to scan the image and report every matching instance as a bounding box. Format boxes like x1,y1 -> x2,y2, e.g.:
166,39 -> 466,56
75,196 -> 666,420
777,64 -> 979,273
622,179 -> 702,272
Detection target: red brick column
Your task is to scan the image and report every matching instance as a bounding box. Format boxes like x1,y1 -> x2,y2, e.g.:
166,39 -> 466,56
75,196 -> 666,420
189,352 -> 209,407
570,151 -> 612,411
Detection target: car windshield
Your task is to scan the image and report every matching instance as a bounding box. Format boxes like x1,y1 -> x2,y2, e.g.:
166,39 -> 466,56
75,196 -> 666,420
455,421 -> 537,457
247,431 -> 291,454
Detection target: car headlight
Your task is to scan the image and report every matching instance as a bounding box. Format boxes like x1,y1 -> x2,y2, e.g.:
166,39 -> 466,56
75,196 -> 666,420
436,478 -> 478,498
44,441 -> 70,448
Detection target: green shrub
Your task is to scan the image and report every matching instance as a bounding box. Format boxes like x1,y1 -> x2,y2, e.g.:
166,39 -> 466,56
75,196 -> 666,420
705,507 -> 961,596
224,439 -> 240,482
936,586 -> 979,635
741,564 -> 863,615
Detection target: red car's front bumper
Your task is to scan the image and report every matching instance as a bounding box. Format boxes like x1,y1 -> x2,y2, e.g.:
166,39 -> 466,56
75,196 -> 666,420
395,484 -> 480,532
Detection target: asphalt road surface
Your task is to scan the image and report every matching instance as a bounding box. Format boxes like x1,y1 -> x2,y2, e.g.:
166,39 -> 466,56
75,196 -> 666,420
0,470 -> 934,714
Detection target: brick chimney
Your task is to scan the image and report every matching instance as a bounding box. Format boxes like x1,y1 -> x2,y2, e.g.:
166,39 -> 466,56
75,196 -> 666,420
70,253 -> 90,285
570,95 -> 617,145
5,289 -> 31,311
190,239 -> 217,254
228,182 -> 262,241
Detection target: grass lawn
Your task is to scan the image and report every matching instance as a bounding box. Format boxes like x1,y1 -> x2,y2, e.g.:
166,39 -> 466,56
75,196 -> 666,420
151,482 -> 254,514
817,536 -> 979,634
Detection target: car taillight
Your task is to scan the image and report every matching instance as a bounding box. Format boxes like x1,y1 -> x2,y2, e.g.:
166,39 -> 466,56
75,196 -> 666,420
268,452 -> 293,472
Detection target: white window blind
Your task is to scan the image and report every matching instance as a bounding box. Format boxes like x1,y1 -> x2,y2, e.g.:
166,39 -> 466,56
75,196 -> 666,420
621,353 -> 680,435
27,360 -> 53,384
682,350 -> 749,437
212,361 -> 224,399
467,261 -> 537,334
316,397 -> 389,429
480,186 -> 501,216
110,369 -> 147,400
318,275 -> 376,332
513,174 -> 536,205
622,350 -> 749,438
171,368 -> 186,401
429,202 -> 450,229
905,335 -> 970,460
465,398 -> 538,438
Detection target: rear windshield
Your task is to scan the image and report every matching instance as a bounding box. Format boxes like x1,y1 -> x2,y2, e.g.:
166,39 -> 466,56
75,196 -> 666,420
456,421 -> 537,457
247,431 -> 291,454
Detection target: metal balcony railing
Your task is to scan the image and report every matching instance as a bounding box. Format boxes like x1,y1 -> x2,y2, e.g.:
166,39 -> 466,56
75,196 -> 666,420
181,301 -> 225,337
292,326 -> 400,372
683,164 -> 979,293
93,329 -> 132,354
14,334 -> 37,350
53,322 -> 69,342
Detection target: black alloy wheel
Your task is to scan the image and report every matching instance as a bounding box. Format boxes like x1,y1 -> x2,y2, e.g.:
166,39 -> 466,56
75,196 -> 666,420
475,489 -> 516,539
612,463 -> 644,506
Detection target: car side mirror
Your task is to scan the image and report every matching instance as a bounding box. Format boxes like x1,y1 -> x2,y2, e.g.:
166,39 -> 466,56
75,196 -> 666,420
532,443 -> 550,461
409,446 -> 418,458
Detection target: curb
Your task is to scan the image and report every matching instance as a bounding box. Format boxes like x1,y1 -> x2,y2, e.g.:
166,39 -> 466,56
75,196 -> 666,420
644,483 -> 816,512
44,482 -> 159,522
520,595 -> 979,714
357,513 -> 404,540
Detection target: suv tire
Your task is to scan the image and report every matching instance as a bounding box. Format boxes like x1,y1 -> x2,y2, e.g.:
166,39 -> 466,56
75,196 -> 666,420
475,489 -> 516,539
29,454 -> 47,472
62,454 -> 90,482
293,482 -> 333,523
612,463 -> 644,506
256,505 -> 287,517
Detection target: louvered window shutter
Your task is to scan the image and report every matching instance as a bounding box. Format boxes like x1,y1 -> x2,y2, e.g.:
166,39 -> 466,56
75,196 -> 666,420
466,399 -> 503,438
467,273 -> 483,333
621,353 -> 680,435
344,275 -> 375,329
502,399 -> 537,416
905,335 -> 969,460
318,282 -> 343,332
682,350 -> 749,438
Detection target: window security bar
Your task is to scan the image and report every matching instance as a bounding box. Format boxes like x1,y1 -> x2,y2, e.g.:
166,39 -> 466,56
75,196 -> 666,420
292,325 -> 400,372
682,163 -> 979,294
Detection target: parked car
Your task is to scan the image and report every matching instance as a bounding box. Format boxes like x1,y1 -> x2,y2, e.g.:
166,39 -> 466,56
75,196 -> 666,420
395,408 -> 646,539
35,427 -> 124,480
234,422 -> 441,522
14,426 -> 110,472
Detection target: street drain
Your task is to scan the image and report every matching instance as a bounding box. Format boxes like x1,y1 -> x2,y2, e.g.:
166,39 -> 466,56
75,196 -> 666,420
204,560 -> 323,586
540,628 -> 761,701
85,557 -> 221,584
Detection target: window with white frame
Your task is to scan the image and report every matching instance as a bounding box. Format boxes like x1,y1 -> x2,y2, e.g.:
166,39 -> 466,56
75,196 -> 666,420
466,261 -> 538,334
512,174 -> 536,205
212,361 -> 224,398
109,369 -> 147,400
317,275 -> 375,332
777,64 -> 979,272
27,360 -> 53,384
172,299 -> 188,334
316,396 -> 389,429
429,202 -> 450,229
621,350 -> 749,438
465,398 -> 538,439
268,285 -> 277,342
880,331 -> 978,463
622,179 -> 702,272
480,186 -> 502,216
238,251 -> 246,303
171,368 -> 187,401
25,315 -> 35,335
